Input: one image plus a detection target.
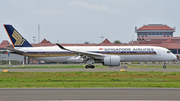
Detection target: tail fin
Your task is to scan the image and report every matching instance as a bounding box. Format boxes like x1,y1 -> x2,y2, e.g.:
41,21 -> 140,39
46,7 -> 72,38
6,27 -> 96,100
3,24 -> 32,47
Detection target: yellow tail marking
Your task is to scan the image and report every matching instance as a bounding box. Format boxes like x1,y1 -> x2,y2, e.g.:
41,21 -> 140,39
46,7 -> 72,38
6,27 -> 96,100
12,30 -> 25,45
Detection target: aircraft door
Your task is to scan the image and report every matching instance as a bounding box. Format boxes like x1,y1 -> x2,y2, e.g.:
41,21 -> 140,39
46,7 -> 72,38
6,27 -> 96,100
38,49 -> 42,56
157,49 -> 161,56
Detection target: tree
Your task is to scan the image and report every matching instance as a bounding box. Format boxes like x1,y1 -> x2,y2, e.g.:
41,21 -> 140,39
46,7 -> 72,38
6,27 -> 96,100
84,41 -> 90,44
1,50 -> 7,54
6,45 -> 13,48
113,40 -> 122,44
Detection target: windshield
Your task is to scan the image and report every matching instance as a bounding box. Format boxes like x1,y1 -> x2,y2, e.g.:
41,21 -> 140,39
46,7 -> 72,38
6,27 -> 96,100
167,51 -> 171,53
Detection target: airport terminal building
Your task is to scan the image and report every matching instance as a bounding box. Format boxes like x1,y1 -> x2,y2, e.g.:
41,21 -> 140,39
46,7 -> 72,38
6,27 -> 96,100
136,24 -> 175,38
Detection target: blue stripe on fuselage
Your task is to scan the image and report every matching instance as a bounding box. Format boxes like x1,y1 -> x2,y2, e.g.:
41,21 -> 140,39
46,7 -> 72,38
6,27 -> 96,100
25,51 -> 156,54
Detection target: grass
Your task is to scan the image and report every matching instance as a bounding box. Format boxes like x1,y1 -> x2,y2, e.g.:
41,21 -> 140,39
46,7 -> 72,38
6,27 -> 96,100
0,71 -> 180,88
127,64 -> 180,68
0,65 -> 108,69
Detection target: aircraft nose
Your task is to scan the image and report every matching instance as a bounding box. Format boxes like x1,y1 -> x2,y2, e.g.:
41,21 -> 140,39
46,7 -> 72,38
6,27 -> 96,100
173,54 -> 177,61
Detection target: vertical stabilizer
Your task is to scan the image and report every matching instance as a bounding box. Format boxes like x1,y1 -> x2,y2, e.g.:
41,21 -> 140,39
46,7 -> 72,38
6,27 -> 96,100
3,24 -> 32,47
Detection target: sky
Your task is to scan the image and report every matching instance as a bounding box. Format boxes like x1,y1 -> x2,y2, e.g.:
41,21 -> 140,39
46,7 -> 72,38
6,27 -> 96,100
0,0 -> 180,44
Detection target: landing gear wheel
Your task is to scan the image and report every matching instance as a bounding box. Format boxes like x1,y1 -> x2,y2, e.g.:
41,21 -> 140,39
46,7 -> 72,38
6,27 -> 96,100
163,62 -> 166,69
90,65 -> 95,69
85,65 -> 89,69
163,65 -> 166,69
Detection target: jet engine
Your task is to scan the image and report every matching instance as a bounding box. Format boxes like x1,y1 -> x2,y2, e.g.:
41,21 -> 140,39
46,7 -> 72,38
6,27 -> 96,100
103,56 -> 120,66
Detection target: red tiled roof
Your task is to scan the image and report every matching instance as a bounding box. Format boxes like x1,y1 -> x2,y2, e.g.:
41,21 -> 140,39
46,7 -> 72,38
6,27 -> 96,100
143,37 -> 180,40
102,38 -> 111,43
0,44 -> 10,48
158,43 -> 170,48
96,38 -> 115,46
34,39 -> 53,47
1,40 -> 10,45
138,25 -> 174,30
158,43 -> 180,49
1,38 -> 180,50
0,40 -> 11,48
61,44 -> 96,46
115,44 -> 158,46
117,43 -> 180,49
166,38 -> 175,43
41,39 -> 51,43
34,43 -> 98,47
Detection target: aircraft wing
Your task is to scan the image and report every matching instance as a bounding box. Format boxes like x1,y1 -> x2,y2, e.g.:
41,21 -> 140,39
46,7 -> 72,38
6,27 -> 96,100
56,43 -> 104,59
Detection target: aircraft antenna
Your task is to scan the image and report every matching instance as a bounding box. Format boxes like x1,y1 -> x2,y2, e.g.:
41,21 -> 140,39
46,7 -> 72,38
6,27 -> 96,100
57,31 -> 59,43
133,34 -> 134,41
38,24 -> 40,43
33,36 -> 36,46
101,25 -> 104,42
132,34 -> 134,44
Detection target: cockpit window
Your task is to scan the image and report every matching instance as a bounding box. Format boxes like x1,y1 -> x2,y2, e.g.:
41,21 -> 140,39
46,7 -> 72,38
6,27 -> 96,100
167,51 -> 170,53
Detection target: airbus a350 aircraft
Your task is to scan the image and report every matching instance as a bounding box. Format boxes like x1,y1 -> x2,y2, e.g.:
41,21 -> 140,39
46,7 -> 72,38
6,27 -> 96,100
4,24 -> 177,69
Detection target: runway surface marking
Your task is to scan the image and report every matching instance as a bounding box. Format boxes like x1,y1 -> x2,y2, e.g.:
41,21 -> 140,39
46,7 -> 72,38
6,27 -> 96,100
0,68 -> 180,72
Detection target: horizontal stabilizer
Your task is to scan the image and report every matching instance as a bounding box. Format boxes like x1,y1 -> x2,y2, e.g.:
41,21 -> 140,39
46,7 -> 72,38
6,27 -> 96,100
6,47 -> 24,53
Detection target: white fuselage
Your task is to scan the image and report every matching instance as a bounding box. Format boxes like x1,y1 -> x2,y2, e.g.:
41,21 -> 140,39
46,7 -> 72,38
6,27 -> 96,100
14,45 -> 177,63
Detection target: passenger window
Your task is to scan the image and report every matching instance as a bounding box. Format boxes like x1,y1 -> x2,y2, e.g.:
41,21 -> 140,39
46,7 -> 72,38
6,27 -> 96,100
167,51 -> 170,53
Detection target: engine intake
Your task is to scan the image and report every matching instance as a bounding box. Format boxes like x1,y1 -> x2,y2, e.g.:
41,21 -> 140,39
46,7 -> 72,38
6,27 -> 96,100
103,56 -> 120,66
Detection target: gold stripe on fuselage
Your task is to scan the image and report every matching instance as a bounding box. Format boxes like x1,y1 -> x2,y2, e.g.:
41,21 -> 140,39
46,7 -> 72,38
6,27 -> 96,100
23,53 -> 75,58
22,52 -> 156,58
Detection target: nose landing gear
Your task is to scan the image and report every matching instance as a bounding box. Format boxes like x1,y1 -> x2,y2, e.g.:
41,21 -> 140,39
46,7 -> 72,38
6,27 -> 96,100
163,62 -> 166,69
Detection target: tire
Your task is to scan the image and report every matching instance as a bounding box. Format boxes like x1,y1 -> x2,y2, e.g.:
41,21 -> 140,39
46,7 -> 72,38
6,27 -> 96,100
91,65 -> 95,69
85,65 -> 89,69
163,65 -> 166,69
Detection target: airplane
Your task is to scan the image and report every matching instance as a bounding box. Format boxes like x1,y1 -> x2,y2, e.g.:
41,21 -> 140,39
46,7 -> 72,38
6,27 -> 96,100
3,24 -> 177,69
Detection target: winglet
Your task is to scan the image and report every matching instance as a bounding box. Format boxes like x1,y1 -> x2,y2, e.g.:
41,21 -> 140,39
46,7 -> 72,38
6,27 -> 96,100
56,43 -> 66,50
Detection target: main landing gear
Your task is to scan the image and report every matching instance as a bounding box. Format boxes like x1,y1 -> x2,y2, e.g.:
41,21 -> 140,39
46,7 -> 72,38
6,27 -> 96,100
85,58 -> 95,69
85,65 -> 95,69
163,62 -> 166,69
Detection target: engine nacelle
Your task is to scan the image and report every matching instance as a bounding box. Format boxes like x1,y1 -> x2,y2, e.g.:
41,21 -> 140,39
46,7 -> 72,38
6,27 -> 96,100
103,56 -> 120,66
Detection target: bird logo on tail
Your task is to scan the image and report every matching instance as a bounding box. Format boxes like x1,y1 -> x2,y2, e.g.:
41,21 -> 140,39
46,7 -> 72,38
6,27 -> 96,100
12,30 -> 25,45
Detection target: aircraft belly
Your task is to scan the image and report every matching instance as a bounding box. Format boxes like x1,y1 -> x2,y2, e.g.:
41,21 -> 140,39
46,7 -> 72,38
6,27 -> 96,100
34,56 -> 84,63
34,57 -> 64,62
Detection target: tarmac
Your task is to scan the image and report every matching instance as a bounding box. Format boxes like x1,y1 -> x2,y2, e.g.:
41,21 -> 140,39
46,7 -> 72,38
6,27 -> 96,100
0,88 -> 180,101
0,68 -> 180,72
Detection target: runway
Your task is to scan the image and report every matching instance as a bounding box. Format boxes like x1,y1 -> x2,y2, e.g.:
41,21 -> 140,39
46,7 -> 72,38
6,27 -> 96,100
0,68 -> 180,72
0,88 -> 180,100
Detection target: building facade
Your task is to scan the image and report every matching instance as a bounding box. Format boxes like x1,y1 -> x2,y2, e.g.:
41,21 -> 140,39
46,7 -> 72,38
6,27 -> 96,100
135,24 -> 175,38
